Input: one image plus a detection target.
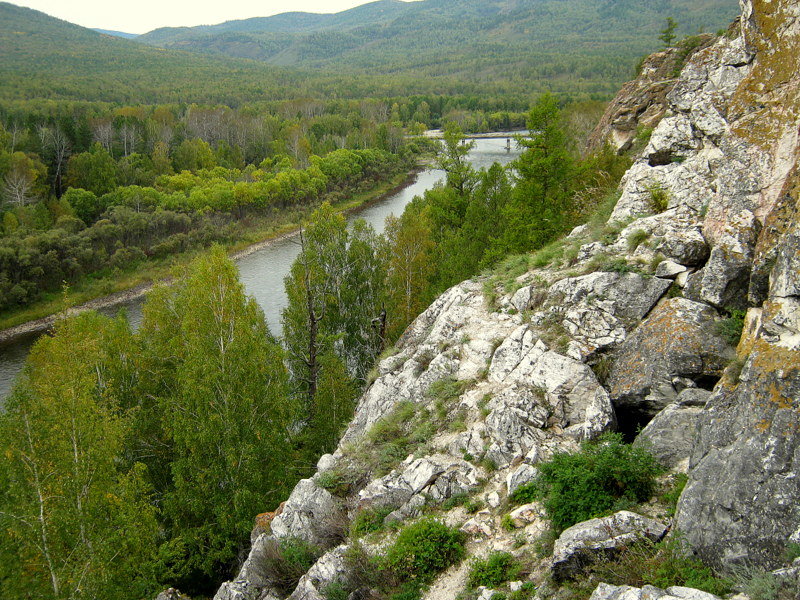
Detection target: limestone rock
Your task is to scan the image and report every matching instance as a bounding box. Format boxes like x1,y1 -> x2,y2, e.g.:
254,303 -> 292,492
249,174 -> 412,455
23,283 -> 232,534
587,36 -> 716,153
358,455 -> 479,515
588,583 -> 722,600
508,503 -> 544,528
506,463 -> 539,496
271,479 -> 344,546
552,511 -> 668,580
155,590 -> 190,600
644,115 -> 699,166
488,325 -> 615,441
608,298 -> 735,419
655,260 -> 689,279
288,545 -> 349,600
548,272 -> 671,324
633,393 -> 709,470
676,299 -> 800,569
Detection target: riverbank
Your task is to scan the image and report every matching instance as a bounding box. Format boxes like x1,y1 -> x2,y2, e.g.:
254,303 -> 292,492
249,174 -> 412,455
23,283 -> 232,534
0,167 -> 421,345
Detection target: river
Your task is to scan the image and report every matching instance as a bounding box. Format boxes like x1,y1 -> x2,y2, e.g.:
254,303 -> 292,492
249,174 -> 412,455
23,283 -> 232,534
0,137 -> 523,401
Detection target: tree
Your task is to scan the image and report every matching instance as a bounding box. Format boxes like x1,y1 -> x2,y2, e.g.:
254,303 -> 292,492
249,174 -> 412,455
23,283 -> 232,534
282,204 -> 386,424
659,17 -> 678,47
0,312 -> 159,600
497,93 -> 575,255
384,200 -> 436,340
38,125 -> 71,197
62,187 -> 101,224
282,207 -> 347,407
64,143 -> 118,196
436,122 -> 477,197
2,151 -> 46,206
172,138 -> 216,173
151,141 -> 173,176
142,246 -> 297,590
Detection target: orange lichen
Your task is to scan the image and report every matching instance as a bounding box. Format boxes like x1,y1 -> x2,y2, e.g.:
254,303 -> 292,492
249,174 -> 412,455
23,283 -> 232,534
730,0 -> 800,147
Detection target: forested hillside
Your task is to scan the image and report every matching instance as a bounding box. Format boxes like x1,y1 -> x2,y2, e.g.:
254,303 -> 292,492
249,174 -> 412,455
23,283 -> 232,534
0,3 -> 306,105
0,0 -> 739,104
137,0 -> 740,97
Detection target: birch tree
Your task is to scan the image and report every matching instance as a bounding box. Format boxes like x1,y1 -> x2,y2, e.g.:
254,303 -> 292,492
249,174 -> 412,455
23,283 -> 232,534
0,312 -> 158,600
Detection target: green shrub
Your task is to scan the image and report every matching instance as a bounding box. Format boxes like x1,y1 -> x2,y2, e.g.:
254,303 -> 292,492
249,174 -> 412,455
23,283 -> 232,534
501,514 -> 516,532
661,473 -> 688,517
428,377 -> 472,402
468,552 -> 521,588
511,433 -> 660,533
384,518 -> 466,584
323,582 -> 350,600
533,529 -> 558,558
715,308 -> 746,346
647,183 -> 670,213
648,538 -> 731,595
627,229 -> 650,252
561,536 -> 731,597
509,582 -> 537,600
351,506 -> 394,536
785,542 -> 800,562
602,257 -> 639,274
317,468 -> 358,497
261,537 -> 322,594
591,355 -> 613,386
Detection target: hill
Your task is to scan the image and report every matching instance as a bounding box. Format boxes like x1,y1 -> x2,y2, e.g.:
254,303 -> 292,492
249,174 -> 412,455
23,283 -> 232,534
0,0 -> 741,105
0,2 -> 307,105
91,28 -> 137,39
137,0 -> 741,97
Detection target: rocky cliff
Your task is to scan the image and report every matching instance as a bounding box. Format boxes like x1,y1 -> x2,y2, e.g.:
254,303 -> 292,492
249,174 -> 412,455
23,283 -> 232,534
211,1 -> 800,598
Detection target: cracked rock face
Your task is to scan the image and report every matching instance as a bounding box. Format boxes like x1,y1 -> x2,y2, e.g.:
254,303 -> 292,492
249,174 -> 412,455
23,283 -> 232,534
608,298 -> 735,419
633,390 -> 710,470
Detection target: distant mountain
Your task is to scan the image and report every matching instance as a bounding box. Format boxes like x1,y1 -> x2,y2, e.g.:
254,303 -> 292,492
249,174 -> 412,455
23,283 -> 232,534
0,0 -> 741,104
136,0 -> 741,96
92,28 -> 138,39
0,2 -> 306,104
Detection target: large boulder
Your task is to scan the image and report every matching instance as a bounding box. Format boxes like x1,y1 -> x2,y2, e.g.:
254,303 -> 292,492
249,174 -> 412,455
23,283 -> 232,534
552,511 -> 668,580
358,454 -> 479,516
587,35 -> 716,154
547,272 -> 671,360
288,545 -> 349,600
589,583 -> 722,600
607,298 -> 735,421
488,326 -> 616,440
271,479 -> 345,547
633,389 -> 711,470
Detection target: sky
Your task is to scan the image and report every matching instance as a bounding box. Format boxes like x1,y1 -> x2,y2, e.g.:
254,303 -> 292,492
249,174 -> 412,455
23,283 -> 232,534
8,0 -> 418,35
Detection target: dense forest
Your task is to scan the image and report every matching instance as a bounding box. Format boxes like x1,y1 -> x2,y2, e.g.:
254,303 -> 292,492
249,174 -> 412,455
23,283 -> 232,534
0,0 -> 739,104
138,0 -> 739,99
0,93 -> 632,599
0,97 -> 444,325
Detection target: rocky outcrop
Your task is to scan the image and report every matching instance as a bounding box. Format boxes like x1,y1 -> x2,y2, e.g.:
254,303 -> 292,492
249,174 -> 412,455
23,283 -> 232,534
211,1 -> 800,597
588,34 -> 717,154
633,389 -> 710,470
552,511 -> 668,580
589,583 -> 722,600
608,298 -> 734,420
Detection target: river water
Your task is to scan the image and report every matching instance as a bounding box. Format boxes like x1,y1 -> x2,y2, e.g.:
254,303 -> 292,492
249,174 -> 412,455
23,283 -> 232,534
0,137 -> 522,400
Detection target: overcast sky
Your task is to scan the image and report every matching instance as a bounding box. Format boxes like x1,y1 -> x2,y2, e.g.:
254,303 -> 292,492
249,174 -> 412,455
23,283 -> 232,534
9,0 -> 418,35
